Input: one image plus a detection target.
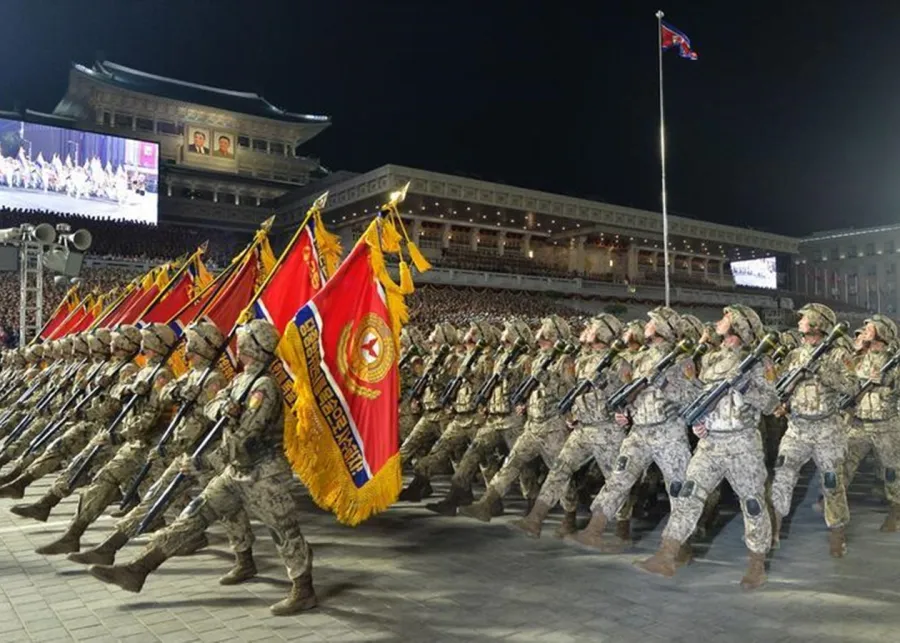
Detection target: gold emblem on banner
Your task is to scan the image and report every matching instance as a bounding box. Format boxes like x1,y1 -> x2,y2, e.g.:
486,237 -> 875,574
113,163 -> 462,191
337,313 -> 394,400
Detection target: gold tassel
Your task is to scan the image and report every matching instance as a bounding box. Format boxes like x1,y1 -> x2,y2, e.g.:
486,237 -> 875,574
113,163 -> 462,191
407,241 -> 431,272
399,261 -> 414,295
380,219 -> 402,254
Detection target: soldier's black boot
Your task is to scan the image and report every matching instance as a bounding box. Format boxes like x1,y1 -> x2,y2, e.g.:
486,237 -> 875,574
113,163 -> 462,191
219,549 -> 257,585
67,530 -> 129,566
11,492 -> 61,522
0,472 -> 35,499
425,484 -> 472,516
398,474 -> 432,502
89,545 -> 168,593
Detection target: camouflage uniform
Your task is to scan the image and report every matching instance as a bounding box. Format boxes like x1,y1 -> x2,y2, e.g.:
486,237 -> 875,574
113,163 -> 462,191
35,324 -> 176,555
0,332 -> 118,494
9,328 -> 142,523
567,307 -> 698,552
843,316 -> 900,531
0,344 -> 53,444
425,319 -> 536,515
638,304 -> 779,587
399,323 -> 459,469
514,314 -> 634,538
770,304 -> 855,556
69,321 -> 256,575
89,320 -> 317,617
461,315 -> 577,522
408,322 -> 498,488
398,327 -> 425,442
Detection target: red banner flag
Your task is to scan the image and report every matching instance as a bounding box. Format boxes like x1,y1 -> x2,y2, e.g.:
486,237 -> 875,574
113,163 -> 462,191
48,296 -> 92,339
281,221 -> 408,525
40,286 -> 80,340
142,253 -> 211,325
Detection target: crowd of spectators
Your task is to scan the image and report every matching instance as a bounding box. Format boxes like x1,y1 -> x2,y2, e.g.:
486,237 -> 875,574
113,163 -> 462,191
0,208 -> 250,268
408,284 -> 584,331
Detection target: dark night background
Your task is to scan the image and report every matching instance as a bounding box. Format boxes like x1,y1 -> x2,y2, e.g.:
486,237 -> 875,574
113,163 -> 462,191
1,0 -> 897,237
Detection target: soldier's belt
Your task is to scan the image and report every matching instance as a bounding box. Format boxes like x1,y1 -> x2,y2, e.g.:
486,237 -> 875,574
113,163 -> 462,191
791,411 -> 837,421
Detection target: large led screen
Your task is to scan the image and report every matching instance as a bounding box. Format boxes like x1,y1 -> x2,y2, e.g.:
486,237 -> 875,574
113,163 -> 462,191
0,118 -> 158,223
731,256 -> 777,289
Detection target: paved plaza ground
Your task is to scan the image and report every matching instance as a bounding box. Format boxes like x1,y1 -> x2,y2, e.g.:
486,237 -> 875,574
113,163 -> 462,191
0,463 -> 898,642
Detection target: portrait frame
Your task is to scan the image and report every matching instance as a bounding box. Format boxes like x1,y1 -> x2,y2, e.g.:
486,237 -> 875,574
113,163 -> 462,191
212,131 -> 236,160
186,126 -> 211,156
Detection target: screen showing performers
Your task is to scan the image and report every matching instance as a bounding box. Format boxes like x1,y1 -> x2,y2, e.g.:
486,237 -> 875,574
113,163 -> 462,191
731,256 -> 778,289
0,118 -> 159,224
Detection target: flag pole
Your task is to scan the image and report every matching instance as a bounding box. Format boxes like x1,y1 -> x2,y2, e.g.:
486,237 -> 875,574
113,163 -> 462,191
656,9 -> 670,307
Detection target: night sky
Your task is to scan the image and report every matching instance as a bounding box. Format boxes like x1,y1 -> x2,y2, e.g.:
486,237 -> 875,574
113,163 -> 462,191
1,1 -> 898,237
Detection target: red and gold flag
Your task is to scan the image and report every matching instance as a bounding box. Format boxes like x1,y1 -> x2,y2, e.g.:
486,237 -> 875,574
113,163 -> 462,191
280,187 -> 429,525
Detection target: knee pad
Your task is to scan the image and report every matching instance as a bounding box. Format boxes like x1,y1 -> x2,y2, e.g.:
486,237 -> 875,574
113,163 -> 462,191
886,468 -> 897,483
775,455 -> 785,468
615,455 -> 629,473
669,480 -> 684,498
744,497 -> 763,517
823,471 -> 838,489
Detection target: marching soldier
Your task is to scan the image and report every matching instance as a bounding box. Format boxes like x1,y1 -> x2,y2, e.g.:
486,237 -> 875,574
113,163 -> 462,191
566,307 -> 698,552
34,323 -> 176,554
425,318 -> 535,516
0,344 -> 49,443
398,322 -> 460,484
514,314 -> 633,539
636,305 -> 779,589
400,321 -> 498,502
68,321 -> 257,583
769,303 -> 855,557
843,314 -> 900,531
0,330 -> 115,494
461,315 -> 577,524
399,326 -> 426,442
9,326 -> 140,522
89,319 -> 317,617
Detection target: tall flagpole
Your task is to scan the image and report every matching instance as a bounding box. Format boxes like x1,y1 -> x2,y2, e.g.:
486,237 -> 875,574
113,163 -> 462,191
656,10 -> 670,307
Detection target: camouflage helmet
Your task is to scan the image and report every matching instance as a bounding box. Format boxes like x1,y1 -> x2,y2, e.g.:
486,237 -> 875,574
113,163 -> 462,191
502,318 -> 535,346
141,323 -> 177,356
56,337 -> 73,358
26,344 -> 45,363
464,320 -> 501,347
622,319 -> 645,345
237,319 -> 279,362
10,347 -> 25,366
428,322 -> 459,346
798,303 -> 837,334
679,314 -> 705,343
535,315 -> 572,343
647,306 -> 682,341
111,325 -> 142,354
70,333 -> 91,357
724,304 -> 764,345
585,314 -> 623,345
185,321 -> 225,362
864,314 -> 898,344
87,328 -> 112,356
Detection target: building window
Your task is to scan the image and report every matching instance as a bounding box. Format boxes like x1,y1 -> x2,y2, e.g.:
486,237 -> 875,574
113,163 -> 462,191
848,245 -> 857,257
868,264 -> 877,276
135,117 -> 153,133
114,113 -> 133,129
238,136 -> 250,148
156,120 -> 179,135
829,247 -> 839,261
102,112 -> 112,127
889,262 -> 897,276
887,240 -> 896,255
252,139 -> 268,153
270,142 -> 285,155
866,242 -> 876,256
